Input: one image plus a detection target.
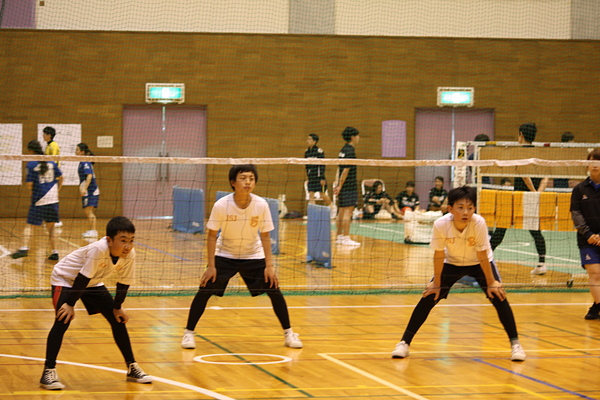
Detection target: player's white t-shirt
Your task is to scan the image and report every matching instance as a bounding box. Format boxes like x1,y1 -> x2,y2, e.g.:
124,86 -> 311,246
429,213 -> 493,266
207,193 -> 274,259
51,237 -> 136,287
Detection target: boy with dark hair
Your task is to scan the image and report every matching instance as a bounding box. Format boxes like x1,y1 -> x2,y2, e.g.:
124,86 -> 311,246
305,133 -> 332,206
40,216 -> 152,390
334,127 -> 361,246
182,164 -> 302,350
391,186 -> 526,361
490,122 -> 548,275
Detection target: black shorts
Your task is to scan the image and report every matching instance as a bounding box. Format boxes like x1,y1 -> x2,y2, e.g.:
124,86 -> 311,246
202,256 -> 278,297
433,262 -> 502,301
52,285 -> 115,315
307,178 -> 327,193
337,189 -> 358,208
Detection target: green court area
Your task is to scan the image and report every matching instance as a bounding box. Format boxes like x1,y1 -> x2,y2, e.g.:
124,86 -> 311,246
350,221 -> 582,275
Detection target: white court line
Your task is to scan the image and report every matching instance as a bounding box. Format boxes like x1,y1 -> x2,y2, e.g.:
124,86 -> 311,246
0,245 -> 11,258
323,348 -> 600,355
496,247 -> 579,264
0,353 -> 236,400
318,353 -> 429,400
0,302 -> 593,312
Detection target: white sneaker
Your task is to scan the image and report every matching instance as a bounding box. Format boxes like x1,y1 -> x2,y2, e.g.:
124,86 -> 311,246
392,341 -> 410,358
336,235 -> 345,245
181,330 -> 196,349
284,332 -> 303,348
530,266 -> 547,275
511,343 -> 526,361
55,221 -> 63,227
341,237 -> 361,246
40,368 -> 65,390
82,230 -> 98,238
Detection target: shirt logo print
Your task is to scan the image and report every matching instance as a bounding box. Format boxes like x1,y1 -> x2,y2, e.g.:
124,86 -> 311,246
251,216 -> 259,227
586,254 -> 592,261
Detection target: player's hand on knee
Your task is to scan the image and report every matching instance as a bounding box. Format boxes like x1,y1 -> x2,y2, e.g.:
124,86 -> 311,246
200,266 -> 217,287
264,266 -> 278,288
57,303 -> 75,324
423,281 -> 441,301
487,280 -> 506,301
113,308 -> 129,323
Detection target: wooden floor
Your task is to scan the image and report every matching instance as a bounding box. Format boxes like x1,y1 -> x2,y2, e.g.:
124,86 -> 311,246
1,218 -> 599,399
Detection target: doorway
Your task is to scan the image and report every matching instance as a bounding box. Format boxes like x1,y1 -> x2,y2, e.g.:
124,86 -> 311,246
122,105 -> 207,218
414,108 -> 494,208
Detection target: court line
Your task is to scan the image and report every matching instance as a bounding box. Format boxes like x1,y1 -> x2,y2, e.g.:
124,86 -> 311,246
0,245 -> 10,258
0,353 -> 236,400
318,353 -> 429,400
0,302 -> 594,312
198,334 -> 314,398
475,358 -> 596,400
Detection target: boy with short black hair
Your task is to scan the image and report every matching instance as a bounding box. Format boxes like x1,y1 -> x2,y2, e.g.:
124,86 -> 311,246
40,216 -> 152,390
391,186 -> 526,361
182,164 -> 302,350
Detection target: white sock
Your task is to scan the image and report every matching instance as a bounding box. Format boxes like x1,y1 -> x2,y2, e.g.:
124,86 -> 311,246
19,247 -> 28,251
284,328 -> 294,336
184,329 -> 195,334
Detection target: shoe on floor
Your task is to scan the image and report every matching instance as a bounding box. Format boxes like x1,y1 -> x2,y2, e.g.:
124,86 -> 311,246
284,332 -> 303,348
530,265 -> 547,275
126,362 -> 152,383
510,343 -> 526,361
48,253 -> 59,261
392,340 -> 410,358
339,236 -> 361,246
181,330 -> 196,349
585,303 -> 600,320
10,249 -> 28,259
82,230 -> 98,238
40,368 -> 65,390
55,221 -> 63,227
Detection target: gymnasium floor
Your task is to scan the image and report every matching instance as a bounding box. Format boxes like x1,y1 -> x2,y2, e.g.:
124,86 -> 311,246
1,218 -> 598,399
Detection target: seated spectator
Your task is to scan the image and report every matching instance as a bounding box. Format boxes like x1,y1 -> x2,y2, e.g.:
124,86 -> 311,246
427,176 -> 448,212
363,181 -> 398,220
500,177 -> 513,187
394,181 -> 420,217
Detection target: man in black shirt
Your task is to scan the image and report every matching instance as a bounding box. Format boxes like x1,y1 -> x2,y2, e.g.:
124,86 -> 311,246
305,133 -> 332,206
490,123 -> 548,275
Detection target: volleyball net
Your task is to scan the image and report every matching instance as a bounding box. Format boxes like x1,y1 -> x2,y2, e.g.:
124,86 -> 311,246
0,149 -> 598,298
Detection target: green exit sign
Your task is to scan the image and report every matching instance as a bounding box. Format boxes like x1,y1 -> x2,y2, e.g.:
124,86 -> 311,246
437,87 -> 474,107
146,83 -> 185,104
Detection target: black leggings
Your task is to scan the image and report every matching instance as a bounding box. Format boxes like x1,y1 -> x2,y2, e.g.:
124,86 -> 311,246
45,287 -> 135,369
401,293 -> 518,345
186,288 -> 291,332
490,227 -> 546,263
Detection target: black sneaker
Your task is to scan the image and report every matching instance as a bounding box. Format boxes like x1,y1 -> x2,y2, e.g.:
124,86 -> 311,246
40,368 -> 65,390
48,253 -> 59,261
585,303 -> 600,320
126,362 -> 152,383
10,249 -> 28,259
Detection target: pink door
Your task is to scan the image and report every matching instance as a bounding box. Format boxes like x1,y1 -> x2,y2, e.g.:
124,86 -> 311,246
415,108 -> 494,208
122,105 -> 207,218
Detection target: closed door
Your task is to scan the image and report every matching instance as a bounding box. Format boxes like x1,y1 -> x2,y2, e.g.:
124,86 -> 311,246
415,108 -> 494,208
122,105 -> 207,218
